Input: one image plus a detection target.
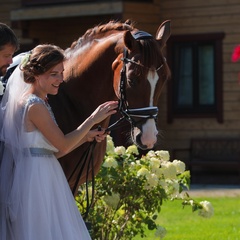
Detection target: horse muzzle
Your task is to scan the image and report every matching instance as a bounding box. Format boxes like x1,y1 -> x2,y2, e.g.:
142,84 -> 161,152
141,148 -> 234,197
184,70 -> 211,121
125,107 -> 158,150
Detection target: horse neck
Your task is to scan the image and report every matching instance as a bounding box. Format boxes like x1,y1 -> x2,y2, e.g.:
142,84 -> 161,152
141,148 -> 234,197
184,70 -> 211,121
59,35 -> 125,129
64,34 -> 124,101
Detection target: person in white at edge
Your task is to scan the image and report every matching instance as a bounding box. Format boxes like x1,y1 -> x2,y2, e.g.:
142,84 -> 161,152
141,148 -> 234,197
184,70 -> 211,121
0,44 -> 118,240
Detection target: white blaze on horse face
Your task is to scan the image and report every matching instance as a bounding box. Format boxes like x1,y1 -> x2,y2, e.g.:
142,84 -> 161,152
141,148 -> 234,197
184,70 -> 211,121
138,69 -> 159,148
148,69 -> 159,106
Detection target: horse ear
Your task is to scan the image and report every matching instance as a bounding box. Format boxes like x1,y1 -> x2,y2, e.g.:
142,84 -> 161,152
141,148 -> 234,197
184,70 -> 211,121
123,30 -> 138,51
156,20 -> 171,47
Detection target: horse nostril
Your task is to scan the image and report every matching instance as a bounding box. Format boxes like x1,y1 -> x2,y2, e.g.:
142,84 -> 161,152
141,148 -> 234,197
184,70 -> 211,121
136,134 -> 148,150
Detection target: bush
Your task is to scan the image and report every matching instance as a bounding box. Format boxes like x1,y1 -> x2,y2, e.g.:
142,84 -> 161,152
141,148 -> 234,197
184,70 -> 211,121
76,136 -> 213,240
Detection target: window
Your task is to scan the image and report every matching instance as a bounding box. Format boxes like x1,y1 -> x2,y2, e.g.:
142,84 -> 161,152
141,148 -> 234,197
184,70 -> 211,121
167,33 -> 225,123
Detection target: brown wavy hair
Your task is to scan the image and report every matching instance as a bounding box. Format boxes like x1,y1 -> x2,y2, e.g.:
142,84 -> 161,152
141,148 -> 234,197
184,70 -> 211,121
21,44 -> 65,83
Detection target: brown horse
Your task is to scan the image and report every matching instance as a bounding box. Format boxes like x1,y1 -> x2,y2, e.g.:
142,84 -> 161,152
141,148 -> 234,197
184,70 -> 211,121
48,20 -> 171,195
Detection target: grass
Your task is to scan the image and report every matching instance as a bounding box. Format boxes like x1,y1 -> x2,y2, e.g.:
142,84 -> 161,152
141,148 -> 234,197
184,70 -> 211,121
134,197 -> 240,240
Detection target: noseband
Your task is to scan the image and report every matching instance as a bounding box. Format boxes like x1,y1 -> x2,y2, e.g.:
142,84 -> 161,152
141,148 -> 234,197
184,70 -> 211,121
107,31 -> 162,132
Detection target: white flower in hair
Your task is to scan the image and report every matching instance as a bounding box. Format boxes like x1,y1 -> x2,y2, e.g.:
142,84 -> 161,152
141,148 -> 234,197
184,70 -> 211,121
20,52 -> 31,67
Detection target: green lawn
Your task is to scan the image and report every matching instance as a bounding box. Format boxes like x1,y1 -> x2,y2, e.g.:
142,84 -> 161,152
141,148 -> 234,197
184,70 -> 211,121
134,197 -> 240,240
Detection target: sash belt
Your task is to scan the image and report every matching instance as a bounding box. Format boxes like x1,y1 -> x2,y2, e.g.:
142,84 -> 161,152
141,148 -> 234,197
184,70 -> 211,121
29,147 -> 53,156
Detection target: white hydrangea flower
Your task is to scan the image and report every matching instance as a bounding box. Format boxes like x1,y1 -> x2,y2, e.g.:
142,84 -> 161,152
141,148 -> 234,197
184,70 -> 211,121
149,157 -> 161,169
189,200 -> 194,206
114,146 -> 126,155
137,167 -> 150,178
159,180 -> 167,189
161,162 -> 177,179
154,225 -> 167,239
145,173 -> 159,188
103,156 -> 118,168
103,193 -> 120,209
126,145 -> 139,155
156,150 -> 170,161
130,161 -> 136,167
106,135 -> 115,154
152,167 -> 164,178
0,81 -> 5,95
165,180 -> 180,198
107,134 -> 113,142
135,160 -> 141,165
199,201 -> 214,218
146,150 -> 156,158
172,159 -> 186,174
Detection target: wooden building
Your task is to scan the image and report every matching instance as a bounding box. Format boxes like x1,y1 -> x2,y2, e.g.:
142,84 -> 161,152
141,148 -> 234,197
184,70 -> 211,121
2,0 -> 240,184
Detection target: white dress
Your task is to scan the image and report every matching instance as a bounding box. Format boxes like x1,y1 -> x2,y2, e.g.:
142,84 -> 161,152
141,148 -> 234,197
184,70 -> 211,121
1,95 -> 92,240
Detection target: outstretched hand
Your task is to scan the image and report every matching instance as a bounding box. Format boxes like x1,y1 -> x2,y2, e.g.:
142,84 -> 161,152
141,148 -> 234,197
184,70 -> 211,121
90,101 -> 118,124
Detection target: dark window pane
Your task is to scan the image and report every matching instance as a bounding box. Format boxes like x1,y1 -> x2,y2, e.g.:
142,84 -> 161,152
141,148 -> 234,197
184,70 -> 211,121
177,46 -> 193,106
198,45 -> 215,105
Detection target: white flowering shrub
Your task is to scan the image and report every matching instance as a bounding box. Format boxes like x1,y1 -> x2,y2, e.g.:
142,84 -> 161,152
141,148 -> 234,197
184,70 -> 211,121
76,136 -> 214,240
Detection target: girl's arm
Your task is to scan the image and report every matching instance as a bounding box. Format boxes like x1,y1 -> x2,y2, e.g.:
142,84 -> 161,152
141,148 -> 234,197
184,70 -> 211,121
28,101 -> 118,156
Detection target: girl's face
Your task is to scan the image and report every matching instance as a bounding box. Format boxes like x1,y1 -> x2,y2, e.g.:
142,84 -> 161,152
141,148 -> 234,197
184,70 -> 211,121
36,62 -> 64,96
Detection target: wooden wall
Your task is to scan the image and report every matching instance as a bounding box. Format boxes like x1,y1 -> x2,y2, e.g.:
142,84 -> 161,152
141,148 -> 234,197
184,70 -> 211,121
122,1 -> 162,34
1,0 -> 19,24
0,0 -> 22,40
19,15 -> 119,50
154,0 -> 240,162
14,1 -> 162,50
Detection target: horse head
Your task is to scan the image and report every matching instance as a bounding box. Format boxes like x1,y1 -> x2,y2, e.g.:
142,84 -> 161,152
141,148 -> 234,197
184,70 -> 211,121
111,20 -> 171,149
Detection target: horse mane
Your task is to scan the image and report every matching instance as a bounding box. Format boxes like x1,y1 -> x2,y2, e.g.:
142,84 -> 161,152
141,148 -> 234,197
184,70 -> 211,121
65,19 -> 171,80
68,20 -> 135,50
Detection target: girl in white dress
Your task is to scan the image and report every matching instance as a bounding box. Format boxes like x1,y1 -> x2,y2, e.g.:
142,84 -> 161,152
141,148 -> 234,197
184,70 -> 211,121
0,44 -> 118,240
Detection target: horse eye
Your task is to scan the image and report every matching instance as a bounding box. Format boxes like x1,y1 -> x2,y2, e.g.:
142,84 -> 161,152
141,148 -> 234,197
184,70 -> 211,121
127,78 -> 138,87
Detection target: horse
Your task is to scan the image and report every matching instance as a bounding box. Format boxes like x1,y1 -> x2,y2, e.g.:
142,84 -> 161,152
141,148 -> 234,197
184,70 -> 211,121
47,20 -> 171,196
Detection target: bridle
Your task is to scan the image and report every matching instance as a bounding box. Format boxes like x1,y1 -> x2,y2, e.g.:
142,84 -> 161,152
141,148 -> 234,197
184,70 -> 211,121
106,30 -> 164,132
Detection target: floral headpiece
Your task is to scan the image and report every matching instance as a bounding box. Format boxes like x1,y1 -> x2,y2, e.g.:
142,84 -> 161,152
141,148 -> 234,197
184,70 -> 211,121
20,51 -> 32,68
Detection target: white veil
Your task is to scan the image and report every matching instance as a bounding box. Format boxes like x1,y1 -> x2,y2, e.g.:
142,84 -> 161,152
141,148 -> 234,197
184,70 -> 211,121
0,52 -> 30,147
0,61 -> 31,238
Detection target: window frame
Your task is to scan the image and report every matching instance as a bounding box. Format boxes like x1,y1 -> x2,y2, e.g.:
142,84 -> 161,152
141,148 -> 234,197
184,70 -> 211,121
21,0 -> 153,7
167,32 -> 225,123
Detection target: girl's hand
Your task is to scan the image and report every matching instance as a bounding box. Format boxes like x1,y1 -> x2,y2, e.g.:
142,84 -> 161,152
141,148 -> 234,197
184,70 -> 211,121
86,128 -> 108,143
90,101 -> 118,124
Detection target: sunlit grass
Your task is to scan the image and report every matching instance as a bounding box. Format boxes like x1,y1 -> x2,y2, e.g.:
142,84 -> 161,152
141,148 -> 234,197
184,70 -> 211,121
134,197 -> 240,240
